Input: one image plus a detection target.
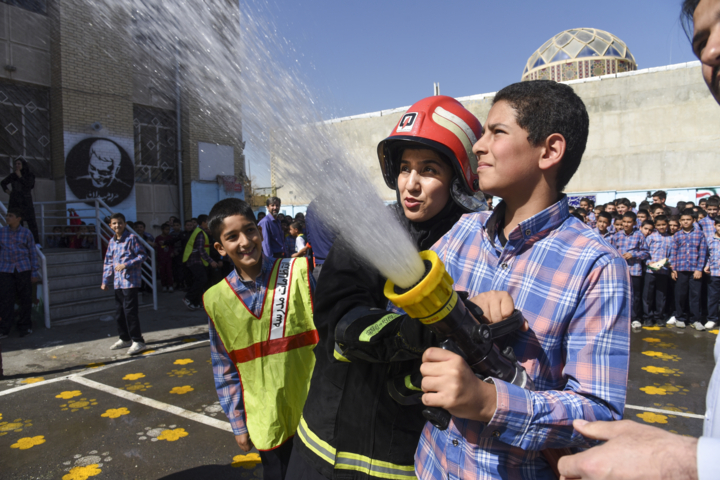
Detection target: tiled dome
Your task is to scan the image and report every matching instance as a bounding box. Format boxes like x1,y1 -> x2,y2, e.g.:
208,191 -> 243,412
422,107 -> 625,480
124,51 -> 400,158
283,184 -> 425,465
522,28 -> 637,82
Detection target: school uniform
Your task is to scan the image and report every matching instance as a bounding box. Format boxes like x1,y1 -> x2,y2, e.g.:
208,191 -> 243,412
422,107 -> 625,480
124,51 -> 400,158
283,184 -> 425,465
611,229 -> 650,322
670,227 -> 708,324
0,225 -> 39,335
706,235 -> 720,326
643,231 -> 672,325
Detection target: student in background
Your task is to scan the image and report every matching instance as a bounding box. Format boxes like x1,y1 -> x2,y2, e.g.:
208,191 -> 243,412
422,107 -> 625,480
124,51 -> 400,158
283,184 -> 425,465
640,220 -> 655,237
668,215 -> 681,235
155,223 -> 175,293
289,222 -> 308,258
594,211 -> 613,239
669,209 -> 708,330
644,215 -> 672,327
704,216 -> 720,330
611,211 -> 650,331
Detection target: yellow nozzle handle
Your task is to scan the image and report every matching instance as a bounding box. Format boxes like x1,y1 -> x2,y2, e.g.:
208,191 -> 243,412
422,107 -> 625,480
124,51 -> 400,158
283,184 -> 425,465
384,250 -> 457,325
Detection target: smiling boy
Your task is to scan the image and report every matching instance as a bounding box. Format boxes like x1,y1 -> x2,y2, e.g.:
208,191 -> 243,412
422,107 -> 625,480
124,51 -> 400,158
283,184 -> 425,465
416,81 -> 630,480
203,198 -> 317,480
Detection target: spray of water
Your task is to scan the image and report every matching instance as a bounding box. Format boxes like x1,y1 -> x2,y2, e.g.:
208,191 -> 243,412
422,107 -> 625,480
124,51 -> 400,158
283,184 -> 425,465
92,0 -> 425,288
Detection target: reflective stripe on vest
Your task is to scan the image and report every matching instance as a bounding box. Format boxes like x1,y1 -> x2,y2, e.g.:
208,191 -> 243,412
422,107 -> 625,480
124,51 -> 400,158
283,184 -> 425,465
182,227 -> 210,266
297,417 -> 417,480
204,258 -> 318,450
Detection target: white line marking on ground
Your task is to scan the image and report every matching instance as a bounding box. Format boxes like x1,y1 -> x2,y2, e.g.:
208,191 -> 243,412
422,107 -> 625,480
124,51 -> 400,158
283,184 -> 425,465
0,340 -> 210,397
625,404 -> 705,419
70,376 -> 232,432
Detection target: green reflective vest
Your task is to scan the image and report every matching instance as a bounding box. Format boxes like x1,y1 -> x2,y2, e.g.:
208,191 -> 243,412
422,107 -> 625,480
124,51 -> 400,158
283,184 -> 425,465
182,227 -> 210,266
204,257 -> 318,450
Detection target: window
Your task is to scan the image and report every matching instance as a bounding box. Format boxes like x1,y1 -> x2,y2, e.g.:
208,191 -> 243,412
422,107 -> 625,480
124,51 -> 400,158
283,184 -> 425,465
1,0 -> 47,15
0,80 -> 51,178
133,105 -> 177,184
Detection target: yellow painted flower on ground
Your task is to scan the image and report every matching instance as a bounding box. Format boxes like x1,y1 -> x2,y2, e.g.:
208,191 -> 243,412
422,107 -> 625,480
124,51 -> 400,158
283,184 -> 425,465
636,412 -> 668,424
157,428 -> 188,442
642,366 -> 682,376
85,363 -> 104,369
60,398 -> 98,412
62,464 -> 102,480
641,351 -> 681,361
141,350 -> 156,355
122,373 -> 145,381
167,368 -> 197,378
56,390 -> 82,400
640,386 -> 667,395
181,338 -> 197,343
710,329 -> 719,335
174,358 -> 194,365
123,382 -> 152,392
0,418 -> 33,436
11,435 -> 46,450
642,338 -> 661,343
20,377 -> 44,384
101,408 -> 130,419
232,453 -> 262,468
170,386 -> 194,395
642,326 -> 661,331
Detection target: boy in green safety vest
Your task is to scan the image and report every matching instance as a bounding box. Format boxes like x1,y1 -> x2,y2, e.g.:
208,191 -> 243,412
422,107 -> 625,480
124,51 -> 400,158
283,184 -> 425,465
182,214 -> 217,311
204,198 -> 318,480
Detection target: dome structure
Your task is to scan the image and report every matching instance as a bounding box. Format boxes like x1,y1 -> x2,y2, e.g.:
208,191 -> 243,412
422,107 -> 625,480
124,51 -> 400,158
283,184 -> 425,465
522,28 -> 637,82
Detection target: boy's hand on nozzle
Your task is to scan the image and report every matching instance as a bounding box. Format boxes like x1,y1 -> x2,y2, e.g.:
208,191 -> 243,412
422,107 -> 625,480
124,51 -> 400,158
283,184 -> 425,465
235,433 -> 253,452
420,347 -> 497,423
468,291 -> 528,332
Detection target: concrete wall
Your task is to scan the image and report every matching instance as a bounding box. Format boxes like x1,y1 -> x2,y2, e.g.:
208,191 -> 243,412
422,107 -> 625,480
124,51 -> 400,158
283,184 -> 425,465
273,61 -> 720,205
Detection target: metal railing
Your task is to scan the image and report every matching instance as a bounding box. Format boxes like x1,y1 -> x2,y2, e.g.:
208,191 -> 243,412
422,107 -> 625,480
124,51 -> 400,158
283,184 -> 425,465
0,201 -> 50,328
32,199 -> 158,315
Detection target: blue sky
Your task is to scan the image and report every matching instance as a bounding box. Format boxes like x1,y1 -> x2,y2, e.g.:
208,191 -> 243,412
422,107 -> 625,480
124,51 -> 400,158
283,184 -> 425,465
245,0 -> 697,188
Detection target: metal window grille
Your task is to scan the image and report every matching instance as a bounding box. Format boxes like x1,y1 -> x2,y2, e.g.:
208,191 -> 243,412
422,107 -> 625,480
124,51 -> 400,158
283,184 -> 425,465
0,80 -> 51,179
133,105 -> 177,185
1,0 -> 47,15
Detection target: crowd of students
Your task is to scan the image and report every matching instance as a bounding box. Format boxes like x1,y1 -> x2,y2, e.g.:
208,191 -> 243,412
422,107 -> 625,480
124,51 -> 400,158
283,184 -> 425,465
568,190 -> 720,331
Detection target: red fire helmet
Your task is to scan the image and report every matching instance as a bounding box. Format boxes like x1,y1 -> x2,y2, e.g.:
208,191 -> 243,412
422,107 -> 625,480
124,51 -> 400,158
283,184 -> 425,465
377,95 -> 483,194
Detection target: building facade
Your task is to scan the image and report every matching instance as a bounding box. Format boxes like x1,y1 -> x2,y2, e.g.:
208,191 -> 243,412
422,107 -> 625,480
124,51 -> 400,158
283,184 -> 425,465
0,0 -> 246,236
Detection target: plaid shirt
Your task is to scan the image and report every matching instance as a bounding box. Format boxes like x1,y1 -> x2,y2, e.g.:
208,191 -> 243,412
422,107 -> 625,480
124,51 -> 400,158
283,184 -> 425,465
0,225 -> 39,279
706,236 -> 720,277
586,211 -> 596,228
646,231 -> 672,275
593,227 -> 613,241
208,256 -> 315,436
670,227 -> 708,272
186,228 -> 214,267
102,230 -> 147,289
609,229 -> 650,277
698,216 -> 716,243
414,197 -> 630,480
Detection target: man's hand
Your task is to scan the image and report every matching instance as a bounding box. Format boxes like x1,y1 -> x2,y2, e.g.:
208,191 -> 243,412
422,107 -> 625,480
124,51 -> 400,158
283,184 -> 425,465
622,252 -> 633,260
693,270 -> 702,280
672,271 -> 678,281
115,264 -> 126,272
100,284 -> 107,290
420,347 -> 497,423
557,419 -> 698,480
235,433 -> 253,452
468,291 -> 528,331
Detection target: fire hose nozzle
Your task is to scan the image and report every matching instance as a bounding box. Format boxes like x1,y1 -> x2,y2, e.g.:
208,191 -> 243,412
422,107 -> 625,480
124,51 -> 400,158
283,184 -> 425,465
384,250 -> 457,324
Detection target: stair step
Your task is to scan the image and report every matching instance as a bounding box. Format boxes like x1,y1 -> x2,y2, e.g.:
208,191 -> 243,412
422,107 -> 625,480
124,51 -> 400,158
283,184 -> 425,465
48,273 -> 103,291
44,249 -> 102,265
47,261 -> 103,277
51,303 -> 154,327
49,285 -> 114,304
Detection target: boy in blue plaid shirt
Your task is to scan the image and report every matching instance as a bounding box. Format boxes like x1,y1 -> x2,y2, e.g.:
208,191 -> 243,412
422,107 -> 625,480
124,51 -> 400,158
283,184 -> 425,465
610,211 -> 650,329
0,208 -> 40,338
643,215 -> 672,327
703,216 -> 720,330
670,209 -> 708,330
101,212 -> 148,355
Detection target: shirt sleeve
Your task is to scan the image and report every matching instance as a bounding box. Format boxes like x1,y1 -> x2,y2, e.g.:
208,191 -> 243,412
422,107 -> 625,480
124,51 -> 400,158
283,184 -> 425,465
481,256 -> 631,450
699,235 -> 709,271
209,318 -> 247,436
102,242 -> 114,286
27,231 -> 39,280
296,236 -> 306,251
670,236 -> 679,270
697,436 -> 720,480
631,234 -> 650,261
124,236 -> 147,269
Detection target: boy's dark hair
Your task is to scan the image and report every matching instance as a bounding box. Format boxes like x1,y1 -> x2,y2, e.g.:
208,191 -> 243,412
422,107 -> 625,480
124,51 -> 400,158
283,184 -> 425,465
290,221 -> 304,232
613,213 -> 623,221
208,198 -> 256,241
623,211 -> 637,222
266,196 -> 281,207
597,211 -> 612,222
669,215 -> 681,223
197,214 -> 209,225
686,201 -> 696,208
570,211 -> 584,221
184,219 -> 193,225
681,0 -> 700,39
110,212 -> 126,222
637,209 -> 650,217
655,215 -> 668,223
707,197 -> 720,208
161,223 -> 170,229
677,201 -> 687,211
642,220 -> 655,227
191,217 -> 198,223
7,207 -> 23,219
681,208 -> 695,217
700,198 -> 708,205
135,220 -> 145,227
492,80 -> 589,192
618,198 -> 632,208
638,201 -> 651,210
575,207 -> 587,216
580,196 -> 593,206
568,206 -> 576,213
173,220 -> 181,226
653,190 -> 667,201
651,204 -> 665,212
715,216 -> 720,225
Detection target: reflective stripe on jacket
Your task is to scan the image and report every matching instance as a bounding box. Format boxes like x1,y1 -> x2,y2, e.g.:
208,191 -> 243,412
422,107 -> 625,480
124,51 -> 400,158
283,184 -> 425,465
204,257 -> 318,450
